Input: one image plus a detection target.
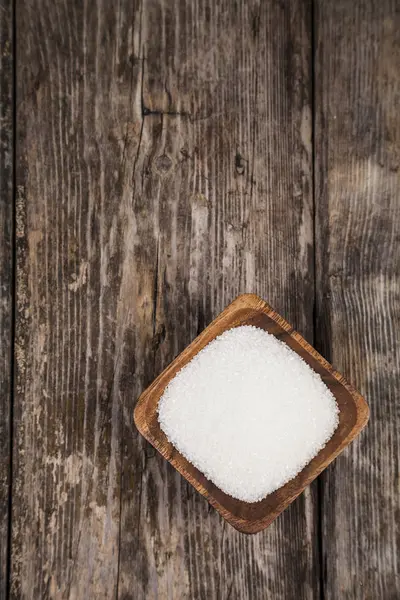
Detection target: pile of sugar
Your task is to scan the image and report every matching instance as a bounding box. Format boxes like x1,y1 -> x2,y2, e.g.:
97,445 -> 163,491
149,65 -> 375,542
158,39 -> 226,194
158,325 -> 339,502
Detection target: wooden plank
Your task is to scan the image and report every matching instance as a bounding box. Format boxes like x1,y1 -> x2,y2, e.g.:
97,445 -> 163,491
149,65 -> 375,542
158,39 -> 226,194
11,1 -> 145,597
119,1 -> 318,599
315,1 -> 400,598
12,0 -> 317,598
0,0 -> 13,597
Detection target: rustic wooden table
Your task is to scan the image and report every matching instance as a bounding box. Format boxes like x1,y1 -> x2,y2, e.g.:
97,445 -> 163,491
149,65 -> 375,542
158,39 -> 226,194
1,1 -> 399,598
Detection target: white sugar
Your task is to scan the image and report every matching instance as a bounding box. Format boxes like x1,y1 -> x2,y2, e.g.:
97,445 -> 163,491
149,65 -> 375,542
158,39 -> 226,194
158,325 -> 339,502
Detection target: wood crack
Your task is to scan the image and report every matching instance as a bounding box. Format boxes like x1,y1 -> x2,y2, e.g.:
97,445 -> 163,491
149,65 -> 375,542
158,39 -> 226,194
141,105 -> 213,123
142,106 -> 192,119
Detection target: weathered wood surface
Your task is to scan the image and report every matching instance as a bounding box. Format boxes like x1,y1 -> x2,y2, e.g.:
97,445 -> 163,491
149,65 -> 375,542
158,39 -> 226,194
12,0 -> 317,598
315,1 -> 400,599
0,0 -> 13,597
8,0 -> 400,598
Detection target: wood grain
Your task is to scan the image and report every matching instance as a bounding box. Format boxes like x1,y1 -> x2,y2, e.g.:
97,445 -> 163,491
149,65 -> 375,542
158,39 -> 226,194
0,0 -> 13,597
12,1 -> 144,597
12,0 -> 317,598
135,293 -> 369,534
315,1 -> 400,598
120,1 -> 317,599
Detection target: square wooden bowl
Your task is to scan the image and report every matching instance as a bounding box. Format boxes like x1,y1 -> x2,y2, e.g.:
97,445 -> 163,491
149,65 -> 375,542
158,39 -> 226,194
134,294 -> 369,534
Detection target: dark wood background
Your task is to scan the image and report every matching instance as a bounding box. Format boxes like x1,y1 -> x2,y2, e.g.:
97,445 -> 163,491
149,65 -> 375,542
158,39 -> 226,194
0,0 -> 399,598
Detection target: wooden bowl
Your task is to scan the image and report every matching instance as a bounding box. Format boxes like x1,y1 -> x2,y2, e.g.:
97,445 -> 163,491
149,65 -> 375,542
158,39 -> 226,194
134,294 -> 369,534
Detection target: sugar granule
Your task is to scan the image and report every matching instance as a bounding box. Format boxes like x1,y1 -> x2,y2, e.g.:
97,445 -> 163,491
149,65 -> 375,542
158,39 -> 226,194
158,325 -> 339,502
